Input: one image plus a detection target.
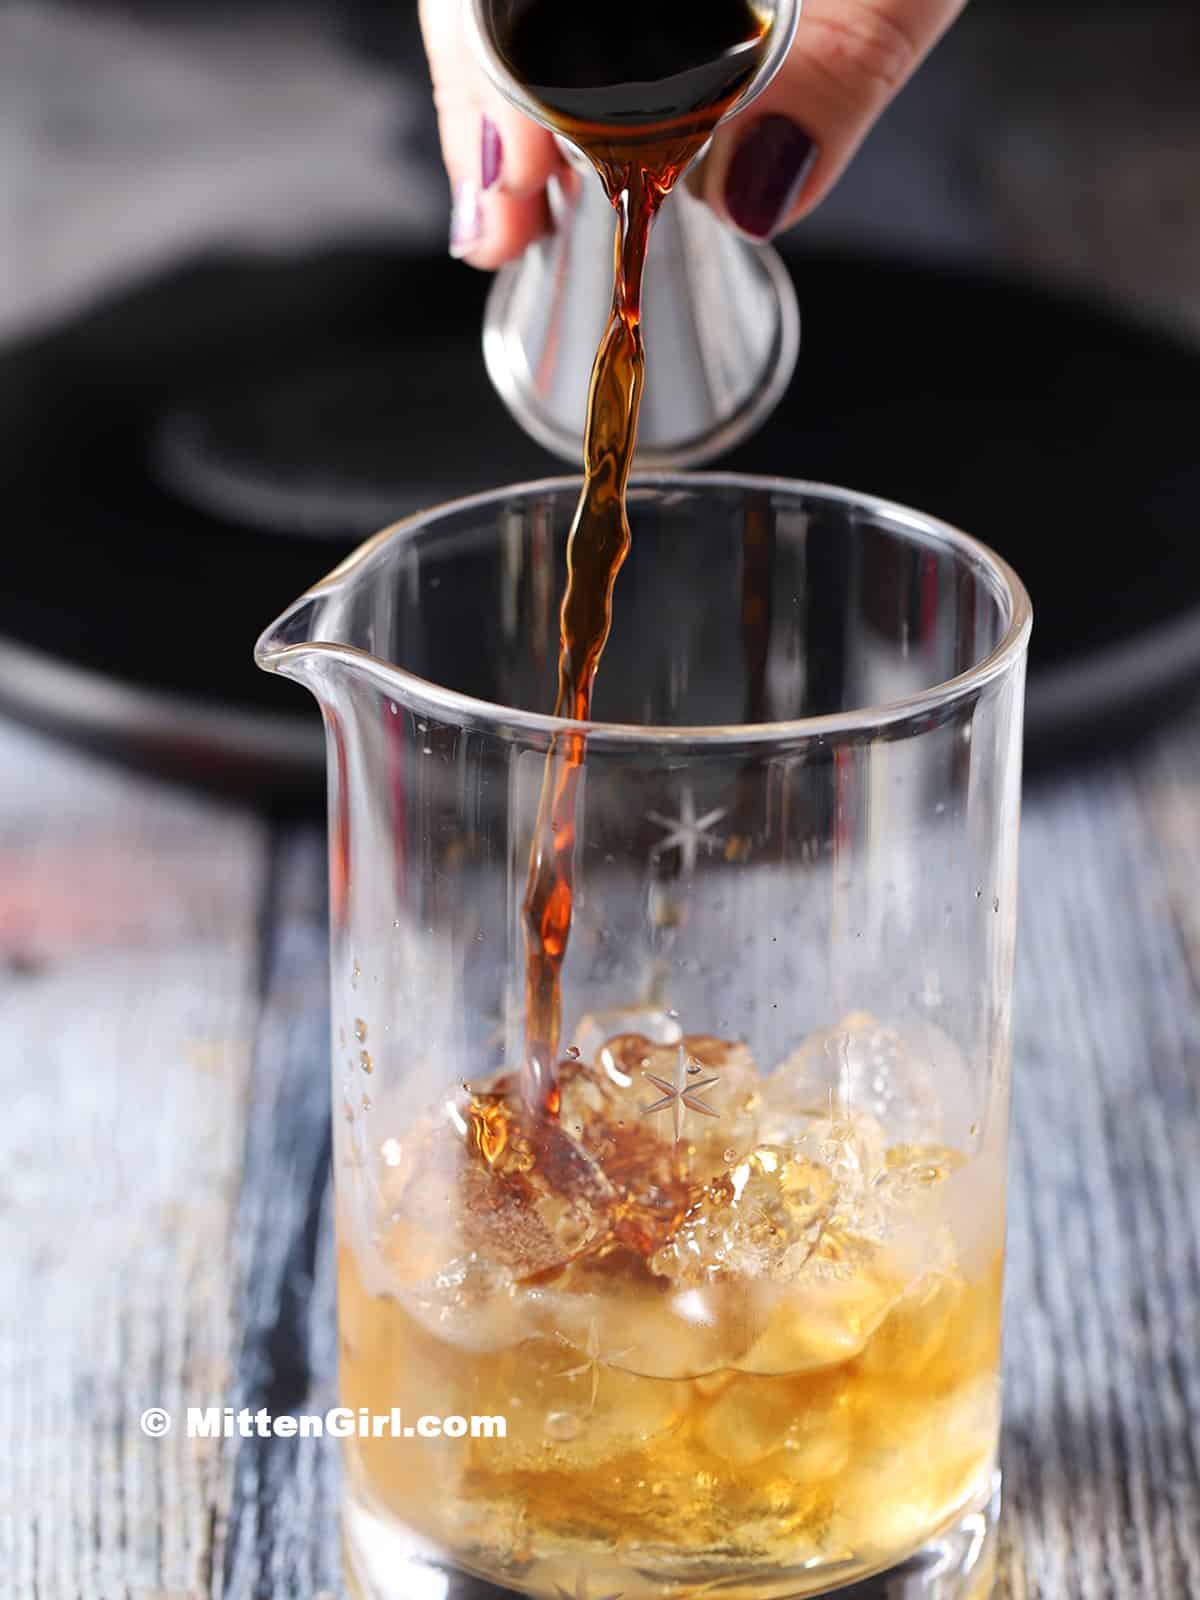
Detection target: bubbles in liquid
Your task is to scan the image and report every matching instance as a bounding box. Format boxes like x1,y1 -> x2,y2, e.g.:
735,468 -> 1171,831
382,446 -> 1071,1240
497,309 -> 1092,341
544,1410 -> 583,1442
355,1018 -> 369,1043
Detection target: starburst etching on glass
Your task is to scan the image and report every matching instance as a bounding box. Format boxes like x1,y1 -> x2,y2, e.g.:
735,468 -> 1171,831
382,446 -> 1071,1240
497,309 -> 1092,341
641,1043 -> 721,1143
555,1575 -> 624,1600
554,1319 -> 635,1413
646,787 -> 728,874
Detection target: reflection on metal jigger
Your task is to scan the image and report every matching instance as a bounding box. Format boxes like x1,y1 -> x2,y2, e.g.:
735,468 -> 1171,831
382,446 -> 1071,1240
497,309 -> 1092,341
482,157 -> 800,469
464,0 -> 804,469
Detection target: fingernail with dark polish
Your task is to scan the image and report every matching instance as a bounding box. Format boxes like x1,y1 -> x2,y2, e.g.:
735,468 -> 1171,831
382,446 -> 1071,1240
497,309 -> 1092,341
724,115 -> 818,240
449,180 -> 483,258
481,116 -> 503,190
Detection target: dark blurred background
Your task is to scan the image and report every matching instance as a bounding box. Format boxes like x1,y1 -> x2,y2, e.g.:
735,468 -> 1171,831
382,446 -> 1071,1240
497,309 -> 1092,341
2,0 -> 1199,785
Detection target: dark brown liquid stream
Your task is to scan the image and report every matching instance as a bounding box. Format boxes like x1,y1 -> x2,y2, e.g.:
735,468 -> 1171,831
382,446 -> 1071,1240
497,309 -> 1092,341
484,0 -> 770,1111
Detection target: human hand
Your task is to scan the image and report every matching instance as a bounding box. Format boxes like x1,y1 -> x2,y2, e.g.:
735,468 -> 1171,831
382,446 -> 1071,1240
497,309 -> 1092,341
421,0 -> 968,268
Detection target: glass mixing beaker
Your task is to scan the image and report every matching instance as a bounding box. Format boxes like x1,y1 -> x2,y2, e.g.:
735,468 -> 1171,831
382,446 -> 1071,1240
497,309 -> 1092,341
256,474 -> 1031,1600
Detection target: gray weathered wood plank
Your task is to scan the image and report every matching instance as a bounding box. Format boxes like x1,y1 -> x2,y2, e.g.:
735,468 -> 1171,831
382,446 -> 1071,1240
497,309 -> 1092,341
221,827 -> 341,1600
0,725 -> 268,1598
1004,727 -> 1200,1600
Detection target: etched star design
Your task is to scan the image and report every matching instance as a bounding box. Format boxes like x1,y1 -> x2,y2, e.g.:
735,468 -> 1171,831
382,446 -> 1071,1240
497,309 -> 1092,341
647,788 -> 728,874
642,1044 -> 721,1143
555,1576 -> 623,1600
554,1319 -> 635,1414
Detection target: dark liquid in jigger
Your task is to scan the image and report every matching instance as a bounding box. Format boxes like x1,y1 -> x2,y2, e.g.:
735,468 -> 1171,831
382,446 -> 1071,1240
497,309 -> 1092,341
482,0 -> 770,1111
489,0 -> 770,141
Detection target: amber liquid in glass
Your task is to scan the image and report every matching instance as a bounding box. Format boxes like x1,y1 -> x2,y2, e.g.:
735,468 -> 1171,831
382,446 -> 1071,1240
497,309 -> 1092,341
341,1025 -> 1003,1596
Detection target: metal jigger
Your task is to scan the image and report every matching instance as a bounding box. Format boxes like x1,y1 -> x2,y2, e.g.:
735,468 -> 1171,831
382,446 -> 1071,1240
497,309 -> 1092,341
465,0 -> 802,469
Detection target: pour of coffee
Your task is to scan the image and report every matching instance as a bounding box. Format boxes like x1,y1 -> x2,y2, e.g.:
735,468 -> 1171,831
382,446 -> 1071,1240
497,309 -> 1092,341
479,0 -> 771,1110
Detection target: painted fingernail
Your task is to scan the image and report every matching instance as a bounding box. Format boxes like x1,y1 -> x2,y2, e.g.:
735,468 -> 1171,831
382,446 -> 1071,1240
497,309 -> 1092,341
449,179 -> 483,258
723,114 -> 818,240
481,116 -> 503,191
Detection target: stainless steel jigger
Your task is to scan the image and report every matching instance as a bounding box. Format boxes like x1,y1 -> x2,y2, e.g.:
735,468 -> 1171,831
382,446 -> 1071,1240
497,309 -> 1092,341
465,0 -> 802,469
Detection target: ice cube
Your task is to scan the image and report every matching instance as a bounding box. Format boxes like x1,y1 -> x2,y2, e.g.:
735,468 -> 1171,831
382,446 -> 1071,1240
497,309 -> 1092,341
455,1080 -> 616,1263
620,1033 -> 762,1181
533,1275 -> 763,1379
650,1145 -> 836,1284
854,1263 -> 965,1383
554,1050 -> 695,1256
369,1124 -> 576,1351
699,1368 -> 852,1479
374,1081 -> 615,1330
890,1016 -> 974,1144
835,1375 -> 999,1563
775,1396 -> 856,1485
391,1248 -> 531,1353
734,1267 -> 901,1376
766,1014 -> 949,1147
571,1005 -> 683,1066
480,1323 -> 688,1471
875,1143 -> 966,1208
338,1243 -> 479,1512
943,1142 -> 1007,1277
565,1031 -> 761,1166
556,1031 -> 764,1256
790,1111 -> 888,1197
556,1043 -> 643,1138
675,1034 -> 763,1172
764,1014 -> 878,1122
605,1148 -> 696,1258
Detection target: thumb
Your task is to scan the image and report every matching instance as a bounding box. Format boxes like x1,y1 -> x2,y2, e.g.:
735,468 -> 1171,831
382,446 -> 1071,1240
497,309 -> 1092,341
699,0 -> 966,239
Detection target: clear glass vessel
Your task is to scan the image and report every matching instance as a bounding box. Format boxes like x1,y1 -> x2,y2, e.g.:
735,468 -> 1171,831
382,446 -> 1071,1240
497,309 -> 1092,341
256,475 -> 1031,1600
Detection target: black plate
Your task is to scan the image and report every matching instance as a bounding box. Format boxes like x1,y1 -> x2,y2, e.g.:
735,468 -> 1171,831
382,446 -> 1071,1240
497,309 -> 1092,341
1,243 -> 1198,791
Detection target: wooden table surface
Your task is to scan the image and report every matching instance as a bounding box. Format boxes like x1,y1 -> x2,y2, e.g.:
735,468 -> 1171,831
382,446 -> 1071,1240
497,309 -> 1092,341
1,704 -> 1198,1599
3,1 -> 1199,1591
